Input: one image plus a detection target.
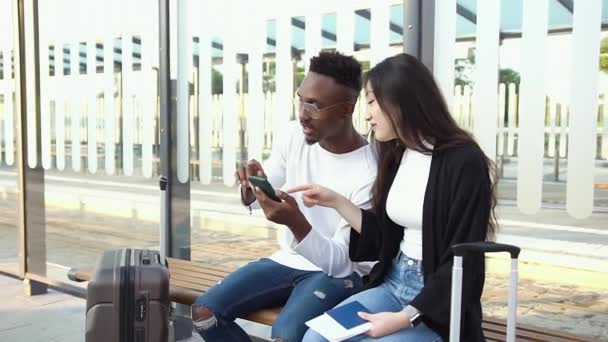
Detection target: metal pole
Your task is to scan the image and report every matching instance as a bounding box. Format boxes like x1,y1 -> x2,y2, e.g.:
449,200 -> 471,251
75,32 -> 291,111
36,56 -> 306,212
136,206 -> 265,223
420,0 -> 436,72
15,0 -> 47,295
158,0 -> 172,257
160,1 -> 192,339
159,176 -> 169,263
403,0 -> 420,58
403,0 -> 435,72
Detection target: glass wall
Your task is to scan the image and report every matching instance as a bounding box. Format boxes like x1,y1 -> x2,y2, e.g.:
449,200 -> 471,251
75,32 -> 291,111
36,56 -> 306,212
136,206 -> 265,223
0,0 -> 18,275
183,1 -> 282,270
454,0 -> 608,339
30,0 -> 161,282
182,1 -> 405,270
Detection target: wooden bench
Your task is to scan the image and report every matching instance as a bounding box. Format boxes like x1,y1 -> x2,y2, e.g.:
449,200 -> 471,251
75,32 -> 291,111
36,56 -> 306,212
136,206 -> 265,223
70,257 -> 595,342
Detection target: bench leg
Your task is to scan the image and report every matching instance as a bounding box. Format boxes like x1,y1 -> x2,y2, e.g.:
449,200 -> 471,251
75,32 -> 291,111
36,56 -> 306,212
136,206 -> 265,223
171,303 -> 193,341
168,320 -> 175,342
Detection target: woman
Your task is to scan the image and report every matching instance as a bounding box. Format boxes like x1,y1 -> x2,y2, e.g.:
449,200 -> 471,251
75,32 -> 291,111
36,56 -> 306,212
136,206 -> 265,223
293,53 -> 497,341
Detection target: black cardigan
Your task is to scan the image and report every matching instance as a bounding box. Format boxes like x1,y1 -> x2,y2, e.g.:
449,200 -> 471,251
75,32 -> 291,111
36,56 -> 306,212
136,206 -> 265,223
349,143 -> 490,341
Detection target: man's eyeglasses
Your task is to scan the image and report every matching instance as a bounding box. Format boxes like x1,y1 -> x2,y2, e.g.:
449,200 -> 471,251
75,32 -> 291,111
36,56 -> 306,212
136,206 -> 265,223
297,99 -> 354,120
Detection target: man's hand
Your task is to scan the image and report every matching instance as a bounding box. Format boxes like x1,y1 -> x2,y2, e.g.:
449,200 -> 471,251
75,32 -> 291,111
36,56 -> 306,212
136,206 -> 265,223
358,311 -> 411,338
237,159 -> 265,206
252,187 -> 311,241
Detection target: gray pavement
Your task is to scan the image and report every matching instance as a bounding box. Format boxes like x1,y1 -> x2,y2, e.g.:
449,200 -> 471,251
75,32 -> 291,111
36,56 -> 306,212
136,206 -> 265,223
0,275 -> 85,342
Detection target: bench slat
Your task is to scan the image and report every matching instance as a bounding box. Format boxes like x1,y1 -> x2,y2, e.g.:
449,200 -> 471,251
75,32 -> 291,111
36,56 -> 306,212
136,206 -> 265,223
169,264 -> 230,279
167,257 -> 232,273
171,277 -> 218,291
171,271 -> 224,284
171,279 -> 212,293
482,317 -> 592,342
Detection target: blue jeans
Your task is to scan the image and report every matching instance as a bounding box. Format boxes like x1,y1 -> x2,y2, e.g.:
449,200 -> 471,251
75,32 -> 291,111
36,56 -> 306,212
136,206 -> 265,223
192,258 -> 363,342
303,253 -> 443,342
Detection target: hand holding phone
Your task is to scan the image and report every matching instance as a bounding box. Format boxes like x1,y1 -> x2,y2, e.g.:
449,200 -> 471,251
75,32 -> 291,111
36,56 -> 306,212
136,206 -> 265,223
248,176 -> 282,202
238,160 -> 265,187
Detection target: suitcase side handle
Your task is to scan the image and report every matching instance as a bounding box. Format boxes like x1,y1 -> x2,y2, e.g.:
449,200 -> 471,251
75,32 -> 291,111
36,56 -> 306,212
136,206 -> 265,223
452,241 -> 520,259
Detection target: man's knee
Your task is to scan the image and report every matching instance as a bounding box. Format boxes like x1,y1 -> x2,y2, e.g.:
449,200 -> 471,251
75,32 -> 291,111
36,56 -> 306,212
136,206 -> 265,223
191,304 -> 218,332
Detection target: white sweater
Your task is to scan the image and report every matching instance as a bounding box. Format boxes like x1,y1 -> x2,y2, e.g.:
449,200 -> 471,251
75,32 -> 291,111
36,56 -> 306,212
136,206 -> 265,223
250,121 -> 377,278
386,148 -> 433,260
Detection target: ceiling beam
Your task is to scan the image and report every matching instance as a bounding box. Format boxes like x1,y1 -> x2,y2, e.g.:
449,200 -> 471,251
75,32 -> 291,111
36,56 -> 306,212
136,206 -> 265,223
556,0 -> 574,14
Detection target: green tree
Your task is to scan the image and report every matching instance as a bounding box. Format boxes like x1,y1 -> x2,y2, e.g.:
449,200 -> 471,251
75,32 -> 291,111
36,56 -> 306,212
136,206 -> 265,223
499,68 -> 520,85
600,36 -> 608,73
212,67 -> 223,94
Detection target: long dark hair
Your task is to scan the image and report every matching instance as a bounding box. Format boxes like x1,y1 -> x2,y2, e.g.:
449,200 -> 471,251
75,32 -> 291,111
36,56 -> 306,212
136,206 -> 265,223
367,53 -> 497,240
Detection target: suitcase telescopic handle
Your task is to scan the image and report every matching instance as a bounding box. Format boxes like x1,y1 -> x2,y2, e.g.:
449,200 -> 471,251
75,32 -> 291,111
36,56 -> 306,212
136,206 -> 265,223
451,242 -> 520,259
159,176 -> 168,191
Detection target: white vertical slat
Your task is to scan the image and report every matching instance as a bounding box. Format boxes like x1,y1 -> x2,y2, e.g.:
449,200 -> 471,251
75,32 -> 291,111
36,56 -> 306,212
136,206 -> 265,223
55,90 -> 65,171
264,91 -> 274,148
433,0 -> 456,112
463,85 -> 472,129
453,85 -> 462,125
176,1 -> 190,183
87,41 -> 98,174
4,69 -> 15,166
25,5 -> 37,168
141,35 -> 154,179
197,32 -> 213,184
566,0 -> 602,219
601,94 -> 608,159
222,38 -> 238,187
473,0 -> 500,161
507,83 -> 517,156
104,36 -> 115,175
547,99 -> 556,158
498,83 -> 506,157
5,86 -> 14,166
122,34 -> 134,176
559,106 -> 568,158
40,43 -> 52,170
370,2 -> 390,66
517,0 -> 548,214
54,51 -> 66,171
0,82 -> 3,165
71,43 -> 82,172
304,12 -> 322,72
275,16 -> 293,140
337,6 -> 354,55
247,19 -> 265,163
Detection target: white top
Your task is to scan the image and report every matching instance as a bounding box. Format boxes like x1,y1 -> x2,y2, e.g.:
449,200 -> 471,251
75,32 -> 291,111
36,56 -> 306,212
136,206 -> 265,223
249,121 -> 377,278
386,148 -> 433,260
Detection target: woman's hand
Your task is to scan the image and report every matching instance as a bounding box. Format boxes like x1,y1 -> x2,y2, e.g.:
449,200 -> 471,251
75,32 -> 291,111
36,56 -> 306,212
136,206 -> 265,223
288,183 -> 364,233
358,311 -> 411,338
287,184 -> 342,209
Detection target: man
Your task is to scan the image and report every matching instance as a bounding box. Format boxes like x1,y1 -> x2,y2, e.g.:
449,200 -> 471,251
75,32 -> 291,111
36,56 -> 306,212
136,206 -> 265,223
192,51 -> 377,342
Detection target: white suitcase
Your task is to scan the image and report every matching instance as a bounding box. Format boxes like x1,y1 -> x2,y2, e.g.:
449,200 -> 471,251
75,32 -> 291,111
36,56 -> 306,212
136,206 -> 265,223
449,242 -> 521,342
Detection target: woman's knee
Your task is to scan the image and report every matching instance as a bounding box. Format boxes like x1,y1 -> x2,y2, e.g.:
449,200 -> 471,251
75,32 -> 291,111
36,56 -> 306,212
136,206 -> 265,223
271,320 -> 309,342
302,328 -> 327,342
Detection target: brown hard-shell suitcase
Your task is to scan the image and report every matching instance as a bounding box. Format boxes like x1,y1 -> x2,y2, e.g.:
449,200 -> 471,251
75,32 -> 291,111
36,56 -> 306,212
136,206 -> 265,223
86,248 -> 170,342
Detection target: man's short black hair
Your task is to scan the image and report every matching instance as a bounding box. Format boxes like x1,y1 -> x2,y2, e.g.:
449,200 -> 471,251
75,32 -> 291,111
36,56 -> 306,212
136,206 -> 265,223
309,51 -> 362,93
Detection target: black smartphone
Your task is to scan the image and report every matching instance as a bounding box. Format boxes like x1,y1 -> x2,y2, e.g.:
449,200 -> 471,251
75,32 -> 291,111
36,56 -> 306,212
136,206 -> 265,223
248,176 -> 282,202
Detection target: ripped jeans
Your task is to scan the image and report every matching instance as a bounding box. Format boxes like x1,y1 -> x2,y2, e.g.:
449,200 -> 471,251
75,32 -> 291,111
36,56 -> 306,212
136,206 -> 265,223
192,258 -> 363,342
